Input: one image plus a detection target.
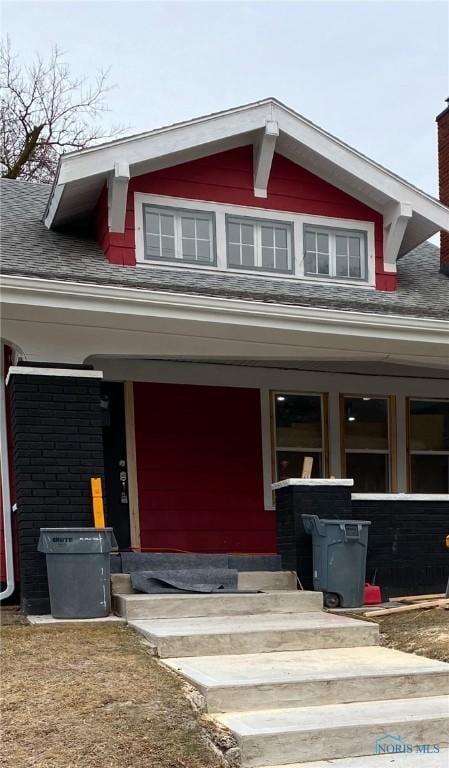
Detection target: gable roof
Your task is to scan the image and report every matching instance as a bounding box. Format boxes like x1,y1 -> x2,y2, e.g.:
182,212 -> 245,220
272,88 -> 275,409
1,179 -> 447,321
45,98 -> 449,256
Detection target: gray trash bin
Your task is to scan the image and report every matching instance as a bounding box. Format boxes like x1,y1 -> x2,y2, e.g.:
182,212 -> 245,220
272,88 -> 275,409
302,515 -> 371,608
38,527 -> 117,619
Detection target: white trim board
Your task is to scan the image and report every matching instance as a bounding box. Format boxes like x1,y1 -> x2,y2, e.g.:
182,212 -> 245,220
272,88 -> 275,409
5,366 -> 103,386
272,478 -> 354,489
352,493 -> 449,501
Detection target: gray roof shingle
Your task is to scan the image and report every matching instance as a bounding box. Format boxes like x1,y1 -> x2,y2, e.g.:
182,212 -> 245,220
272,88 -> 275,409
1,178 -> 447,320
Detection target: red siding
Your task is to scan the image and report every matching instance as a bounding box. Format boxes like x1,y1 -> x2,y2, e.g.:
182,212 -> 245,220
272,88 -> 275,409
133,382 -> 276,553
96,145 -> 394,290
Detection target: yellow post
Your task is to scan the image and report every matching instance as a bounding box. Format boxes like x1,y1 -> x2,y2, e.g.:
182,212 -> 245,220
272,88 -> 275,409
91,477 -> 105,528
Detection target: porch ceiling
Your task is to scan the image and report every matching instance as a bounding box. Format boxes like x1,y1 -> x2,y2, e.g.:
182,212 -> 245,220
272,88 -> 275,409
2,276 -> 448,369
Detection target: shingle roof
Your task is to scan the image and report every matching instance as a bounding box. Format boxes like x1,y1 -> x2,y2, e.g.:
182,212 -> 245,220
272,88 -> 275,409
1,178 -> 448,320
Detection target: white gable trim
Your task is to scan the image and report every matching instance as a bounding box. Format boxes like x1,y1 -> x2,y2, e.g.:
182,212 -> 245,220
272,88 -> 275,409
44,98 -> 449,262
253,121 -> 279,197
108,161 -> 130,233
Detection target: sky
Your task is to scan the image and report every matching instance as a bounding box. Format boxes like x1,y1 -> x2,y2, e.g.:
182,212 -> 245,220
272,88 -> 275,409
2,0 -> 449,200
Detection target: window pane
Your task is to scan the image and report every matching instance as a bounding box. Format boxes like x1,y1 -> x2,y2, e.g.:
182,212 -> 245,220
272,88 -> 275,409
275,394 -> 323,449
305,231 -> 316,251
228,243 -> 240,266
336,235 -> 348,256
346,453 -> 389,492
349,256 -> 362,278
261,226 -> 274,247
277,451 -> 323,481
228,222 -> 240,243
343,397 -> 389,450
146,212 -> 160,234
275,228 -> 287,248
317,254 -> 330,274
147,234 -> 160,256
276,250 -> 288,271
160,214 -> 175,236
161,236 -> 175,258
409,400 -> 449,451
262,247 -> 274,269
197,240 -> 211,262
410,455 -> 449,493
336,255 -> 348,277
241,224 -> 254,245
196,218 -> 210,240
181,217 -> 195,238
242,245 -> 255,266
349,237 -> 360,258
304,252 -> 316,274
317,233 -> 329,253
182,238 -> 195,258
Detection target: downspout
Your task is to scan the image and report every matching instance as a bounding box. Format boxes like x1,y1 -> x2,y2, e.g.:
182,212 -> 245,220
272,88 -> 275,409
0,343 -> 15,600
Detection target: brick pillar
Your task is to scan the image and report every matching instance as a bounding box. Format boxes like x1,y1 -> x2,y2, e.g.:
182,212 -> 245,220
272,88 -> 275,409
437,99 -> 449,275
274,479 -> 353,589
8,365 -> 105,614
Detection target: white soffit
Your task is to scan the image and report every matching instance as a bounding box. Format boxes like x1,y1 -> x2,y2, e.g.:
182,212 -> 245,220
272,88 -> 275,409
44,98 -> 449,253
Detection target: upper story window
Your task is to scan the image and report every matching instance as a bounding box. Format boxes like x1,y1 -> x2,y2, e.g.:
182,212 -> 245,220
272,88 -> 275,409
143,204 -> 215,265
226,216 -> 293,273
136,195 -> 375,286
304,226 -> 367,281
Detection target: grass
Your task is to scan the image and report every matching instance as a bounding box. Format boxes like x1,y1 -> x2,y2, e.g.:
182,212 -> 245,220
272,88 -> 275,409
1,611 -> 225,768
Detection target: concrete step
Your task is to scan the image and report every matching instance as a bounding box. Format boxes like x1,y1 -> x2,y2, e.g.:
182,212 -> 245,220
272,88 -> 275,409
115,590 -> 322,620
259,751 -> 449,768
215,695 -> 449,767
111,570 -> 298,596
164,645 -> 449,712
129,611 -> 379,657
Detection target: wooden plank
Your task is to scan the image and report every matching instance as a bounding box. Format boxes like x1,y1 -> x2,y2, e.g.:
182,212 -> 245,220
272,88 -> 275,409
367,599 -> 449,618
124,381 -> 141,551
391,593 -> 445,604
301,456 -> 313,479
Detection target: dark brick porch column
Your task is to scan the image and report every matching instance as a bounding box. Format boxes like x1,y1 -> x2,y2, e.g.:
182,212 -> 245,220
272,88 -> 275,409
274,479 -> 354,589
8,364 -> 105,614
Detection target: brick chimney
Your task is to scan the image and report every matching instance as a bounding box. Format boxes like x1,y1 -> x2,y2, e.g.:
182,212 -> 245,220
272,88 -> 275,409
437,98 -> 449,275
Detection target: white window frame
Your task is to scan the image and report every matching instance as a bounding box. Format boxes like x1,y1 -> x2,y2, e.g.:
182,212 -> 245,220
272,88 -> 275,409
226,215 -> 293,274
135,193 -> 376,287
304,225 -> 368,282
142,204 -> 216,266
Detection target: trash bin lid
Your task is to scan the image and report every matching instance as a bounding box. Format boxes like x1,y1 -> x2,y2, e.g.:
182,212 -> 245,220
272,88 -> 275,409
319,519 -> 371,525
38,527 -> 116,554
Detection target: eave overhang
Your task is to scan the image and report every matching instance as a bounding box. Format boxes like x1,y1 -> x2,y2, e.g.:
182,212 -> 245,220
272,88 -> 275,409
44,98 -> 449,260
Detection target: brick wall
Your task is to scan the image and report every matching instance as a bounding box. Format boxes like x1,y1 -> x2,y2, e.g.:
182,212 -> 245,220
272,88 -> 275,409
275,484 -> 449,598
437,101 -> 449,275
9,370 -> 105,614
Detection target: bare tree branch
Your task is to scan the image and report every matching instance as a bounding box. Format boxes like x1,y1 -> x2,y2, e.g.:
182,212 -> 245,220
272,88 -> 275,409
0,38 -> 125,183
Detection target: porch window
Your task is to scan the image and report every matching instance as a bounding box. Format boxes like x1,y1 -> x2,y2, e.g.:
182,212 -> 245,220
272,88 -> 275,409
273,393 -> 326,480
226,216 -> 293,273
304,226 -> 367,281
408,399 -> 449,492
143,204 -> 215,265
341,396 -> 392,491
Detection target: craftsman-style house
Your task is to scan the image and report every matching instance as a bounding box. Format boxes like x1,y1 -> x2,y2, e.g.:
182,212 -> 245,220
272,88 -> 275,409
1,98 -> 448,612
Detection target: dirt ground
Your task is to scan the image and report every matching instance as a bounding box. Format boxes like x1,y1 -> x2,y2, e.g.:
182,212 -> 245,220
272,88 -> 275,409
2,606 -> 448,768
376,607 -> 449,662
0,609 -> 225,768
345,606 -> 449,662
